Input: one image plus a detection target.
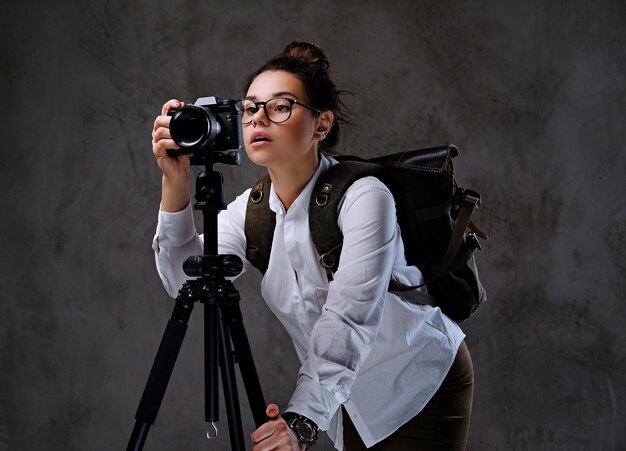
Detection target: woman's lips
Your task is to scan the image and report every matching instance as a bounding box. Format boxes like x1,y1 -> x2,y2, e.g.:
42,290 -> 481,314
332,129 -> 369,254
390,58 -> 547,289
250,140 -> 273,149
249,132 -> 274,148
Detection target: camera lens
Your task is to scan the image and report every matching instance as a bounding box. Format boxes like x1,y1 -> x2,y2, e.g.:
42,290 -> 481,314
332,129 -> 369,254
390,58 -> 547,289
176,112 -> 204,145
170,105 -> 221,148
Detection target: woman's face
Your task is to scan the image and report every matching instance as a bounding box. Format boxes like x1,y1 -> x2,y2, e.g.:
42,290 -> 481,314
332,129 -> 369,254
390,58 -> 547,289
243,70 -> 323,169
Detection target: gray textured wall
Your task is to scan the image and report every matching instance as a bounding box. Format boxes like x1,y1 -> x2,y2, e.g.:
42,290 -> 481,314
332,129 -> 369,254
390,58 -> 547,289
1,1 -> 624,450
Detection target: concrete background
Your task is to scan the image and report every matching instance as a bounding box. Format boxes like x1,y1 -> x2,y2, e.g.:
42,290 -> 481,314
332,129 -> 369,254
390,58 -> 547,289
1,1 -> 624,450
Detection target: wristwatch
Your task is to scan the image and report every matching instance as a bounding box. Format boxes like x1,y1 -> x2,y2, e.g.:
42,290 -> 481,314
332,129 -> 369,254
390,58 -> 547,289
282,412 -> 319,448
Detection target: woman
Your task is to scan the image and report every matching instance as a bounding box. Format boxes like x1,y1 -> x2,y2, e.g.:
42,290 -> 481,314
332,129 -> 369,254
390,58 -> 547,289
151,41 -> 473,451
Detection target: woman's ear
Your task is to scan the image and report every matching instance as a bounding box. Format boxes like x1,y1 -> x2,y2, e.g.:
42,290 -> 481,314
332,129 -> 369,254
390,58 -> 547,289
317,111 -> 334,139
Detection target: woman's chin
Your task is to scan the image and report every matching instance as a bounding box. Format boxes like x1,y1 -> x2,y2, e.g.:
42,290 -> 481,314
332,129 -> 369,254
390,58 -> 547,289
245,148 -> 278,168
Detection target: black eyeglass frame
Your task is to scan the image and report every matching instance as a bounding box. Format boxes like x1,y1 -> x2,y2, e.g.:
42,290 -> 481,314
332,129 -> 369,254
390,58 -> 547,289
240,97 -> 324,125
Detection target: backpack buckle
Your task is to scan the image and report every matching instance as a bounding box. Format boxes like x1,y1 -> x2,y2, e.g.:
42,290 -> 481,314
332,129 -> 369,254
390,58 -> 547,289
315,194 -> 328,206
467,232 -> 483,250
318,242 -> 343,280
319,253 -> 335,269
251,183 -> 264,204
315,183 -> 333,206
463,189 -> 481,207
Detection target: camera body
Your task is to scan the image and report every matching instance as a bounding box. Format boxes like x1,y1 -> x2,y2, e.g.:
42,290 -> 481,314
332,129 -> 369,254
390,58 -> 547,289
167,96 -> 243,165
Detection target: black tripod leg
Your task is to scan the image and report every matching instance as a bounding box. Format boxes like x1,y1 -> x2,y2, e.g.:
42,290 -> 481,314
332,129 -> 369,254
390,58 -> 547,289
218,310 -> 246,451
224,303 -> 267,427
205,295 -> 219,423
127,292 -> 195,451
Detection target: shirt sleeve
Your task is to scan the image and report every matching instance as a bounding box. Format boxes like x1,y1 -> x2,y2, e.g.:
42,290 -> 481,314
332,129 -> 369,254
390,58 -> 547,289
152,189 -> 252,298
286,178 -> 398,430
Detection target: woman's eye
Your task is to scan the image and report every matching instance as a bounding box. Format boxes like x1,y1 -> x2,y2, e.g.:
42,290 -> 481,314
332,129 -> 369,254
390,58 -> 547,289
245,106 -> 258,115
275,105 -> 289,112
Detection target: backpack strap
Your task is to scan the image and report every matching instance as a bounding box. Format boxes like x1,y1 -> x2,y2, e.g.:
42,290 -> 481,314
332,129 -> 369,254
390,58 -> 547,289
387,284 -> 438,306
244,175 -> 275,274
310,159 -> 438,308
309,161 -> 382,280
437,189 -> 481,274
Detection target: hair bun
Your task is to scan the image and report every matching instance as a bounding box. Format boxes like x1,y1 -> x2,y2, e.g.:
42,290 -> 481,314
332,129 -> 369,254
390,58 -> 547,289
282,41 -> 330,73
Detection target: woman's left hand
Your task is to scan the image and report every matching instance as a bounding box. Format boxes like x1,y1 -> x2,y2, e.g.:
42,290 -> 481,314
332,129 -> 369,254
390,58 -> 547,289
250,403 -> 306,451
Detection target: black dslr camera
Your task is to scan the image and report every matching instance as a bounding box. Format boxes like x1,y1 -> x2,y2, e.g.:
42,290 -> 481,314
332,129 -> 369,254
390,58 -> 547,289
167,96 -> 243,165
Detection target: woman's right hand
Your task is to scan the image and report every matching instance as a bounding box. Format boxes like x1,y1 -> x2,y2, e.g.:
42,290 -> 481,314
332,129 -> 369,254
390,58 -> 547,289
152,98 -> 191,212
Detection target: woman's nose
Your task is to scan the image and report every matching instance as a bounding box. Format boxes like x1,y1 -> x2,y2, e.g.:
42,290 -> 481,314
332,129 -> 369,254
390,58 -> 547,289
252,105 -> 270,125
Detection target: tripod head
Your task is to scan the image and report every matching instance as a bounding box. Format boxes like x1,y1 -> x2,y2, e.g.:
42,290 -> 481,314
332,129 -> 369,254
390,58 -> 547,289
186,154 -> 243,278
166,95 -> 244,263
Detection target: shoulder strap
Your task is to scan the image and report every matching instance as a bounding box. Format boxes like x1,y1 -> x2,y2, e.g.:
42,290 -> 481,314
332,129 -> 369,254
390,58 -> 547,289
244,175 -> 275,274
309,160 -> 382,280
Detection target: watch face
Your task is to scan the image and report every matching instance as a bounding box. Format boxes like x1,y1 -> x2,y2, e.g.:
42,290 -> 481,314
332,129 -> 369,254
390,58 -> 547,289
295,420 -> 315,441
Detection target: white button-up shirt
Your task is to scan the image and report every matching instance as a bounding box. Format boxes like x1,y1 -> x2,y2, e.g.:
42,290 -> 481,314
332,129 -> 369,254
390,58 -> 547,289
153,155 -> 465,450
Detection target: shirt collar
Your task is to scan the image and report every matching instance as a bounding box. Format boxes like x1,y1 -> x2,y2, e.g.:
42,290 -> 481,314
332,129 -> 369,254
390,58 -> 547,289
268,154 -> 337,214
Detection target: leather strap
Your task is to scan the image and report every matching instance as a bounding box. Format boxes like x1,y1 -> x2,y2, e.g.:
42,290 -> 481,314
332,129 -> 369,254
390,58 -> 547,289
469,219 -> 489,240
244,175 -> 275,274
309,161 -> 382,281
436,189 -> 480,275
388,280 -> 437,306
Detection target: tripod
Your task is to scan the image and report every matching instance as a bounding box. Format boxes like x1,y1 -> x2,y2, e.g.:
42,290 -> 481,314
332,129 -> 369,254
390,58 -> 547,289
127,155 -> 267,451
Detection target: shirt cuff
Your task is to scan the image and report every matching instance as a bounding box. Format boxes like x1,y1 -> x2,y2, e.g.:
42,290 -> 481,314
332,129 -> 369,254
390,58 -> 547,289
156,200 -> 197,248
286,377 -> 342,431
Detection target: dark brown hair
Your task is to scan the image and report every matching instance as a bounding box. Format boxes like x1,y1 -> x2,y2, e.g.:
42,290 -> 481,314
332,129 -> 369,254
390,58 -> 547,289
243,41 -> 354,151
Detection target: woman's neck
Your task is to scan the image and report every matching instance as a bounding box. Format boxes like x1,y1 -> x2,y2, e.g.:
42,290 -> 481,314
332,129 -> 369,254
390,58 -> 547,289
268,152 -> 320,211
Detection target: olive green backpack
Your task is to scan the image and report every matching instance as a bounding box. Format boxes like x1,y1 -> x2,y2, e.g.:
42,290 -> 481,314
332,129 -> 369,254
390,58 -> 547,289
244,144 -> 488,323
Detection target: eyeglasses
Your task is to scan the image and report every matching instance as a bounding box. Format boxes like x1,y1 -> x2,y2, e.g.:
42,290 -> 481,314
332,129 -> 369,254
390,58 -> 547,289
240,97 -> 323,125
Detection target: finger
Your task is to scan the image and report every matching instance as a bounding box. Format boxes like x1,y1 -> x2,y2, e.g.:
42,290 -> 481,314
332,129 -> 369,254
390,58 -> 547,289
152,126 -> 173,143
250,421 -> 275,447
161,98 -> 185,116
153,114 -> 172,132
252,421 -> 293,451
152,139 -> 180,159
266,403 -> 280,419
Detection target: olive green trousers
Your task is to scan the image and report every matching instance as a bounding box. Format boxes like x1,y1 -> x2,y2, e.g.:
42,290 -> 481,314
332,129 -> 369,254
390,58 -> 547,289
342,341 -> 474,450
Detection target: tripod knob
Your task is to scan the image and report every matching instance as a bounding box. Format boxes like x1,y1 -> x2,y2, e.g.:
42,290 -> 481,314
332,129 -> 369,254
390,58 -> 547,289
222,254 -> 243,276
182,254 -> 243,278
